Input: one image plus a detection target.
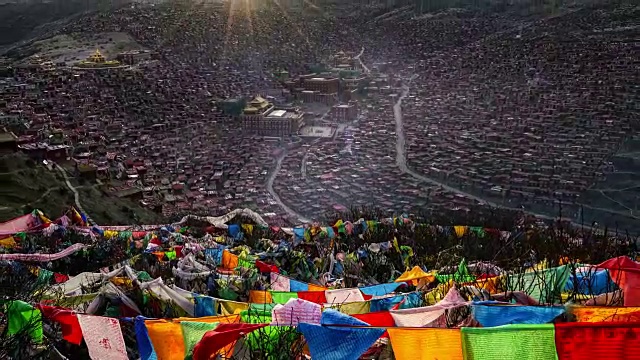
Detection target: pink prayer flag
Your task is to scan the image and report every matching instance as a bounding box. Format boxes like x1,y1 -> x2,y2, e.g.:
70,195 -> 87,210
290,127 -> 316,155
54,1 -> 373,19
77,315 -> 128,360
272,298 -> 322,326
270,272 -> 291,292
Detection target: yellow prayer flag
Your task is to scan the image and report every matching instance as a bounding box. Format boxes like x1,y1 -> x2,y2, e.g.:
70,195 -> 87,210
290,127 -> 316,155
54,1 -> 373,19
388,328 -> 463,360
241,224 -> 254,235
0,236 -> 17,248
454,226 -> 467,238
219,300 -> 249,315
103,230 -> 118,239
326,301 -> 371,315
395,266 -> 436,286
342,301 -> 370,315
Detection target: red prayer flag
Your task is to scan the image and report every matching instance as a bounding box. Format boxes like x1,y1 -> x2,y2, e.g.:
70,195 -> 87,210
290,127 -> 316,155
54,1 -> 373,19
192,323 -> 267,360
598,256 -> 640,306
54,273 -> 70,283
255,260 -> 279,273
297,290 -> 327,304
37,305 -> 83,345
353,311 -> 396,338
555,322 -> 640,360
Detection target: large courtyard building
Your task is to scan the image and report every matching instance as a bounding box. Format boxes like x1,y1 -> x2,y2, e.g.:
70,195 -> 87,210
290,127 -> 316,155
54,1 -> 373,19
241,96 -> 303,136
303,76 -> 339,94
285,74 -> 341,105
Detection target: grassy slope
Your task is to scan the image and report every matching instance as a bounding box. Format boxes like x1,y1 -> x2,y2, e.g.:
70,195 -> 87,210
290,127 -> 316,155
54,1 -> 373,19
0,0 -> 133,54
0,154 -> 165,225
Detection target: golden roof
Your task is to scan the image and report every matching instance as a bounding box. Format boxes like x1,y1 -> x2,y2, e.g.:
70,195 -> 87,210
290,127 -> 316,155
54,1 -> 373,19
250,95 -> 267,104
247,95 -> 271,111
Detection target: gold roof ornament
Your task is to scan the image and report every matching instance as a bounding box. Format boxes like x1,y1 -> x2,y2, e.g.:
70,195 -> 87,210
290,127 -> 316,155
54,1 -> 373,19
87,49 -> 106,63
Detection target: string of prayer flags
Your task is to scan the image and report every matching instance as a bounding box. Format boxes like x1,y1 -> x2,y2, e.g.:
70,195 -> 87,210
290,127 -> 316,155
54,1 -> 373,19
145,315 -> 240,360
269,272 -> 327,293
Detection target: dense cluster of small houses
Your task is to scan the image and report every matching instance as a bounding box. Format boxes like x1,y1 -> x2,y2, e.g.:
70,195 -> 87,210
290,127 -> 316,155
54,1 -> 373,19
0,2 -> 637,230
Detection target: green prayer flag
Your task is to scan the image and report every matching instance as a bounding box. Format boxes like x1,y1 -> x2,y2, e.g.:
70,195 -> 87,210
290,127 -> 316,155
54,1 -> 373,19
461,324 -> 558,360
37,268 -> 54,286
436,258 -> 476,283
249,302 -> 276,313
6,300 -> 43,343
239,255 -> 257,269
241,311 -> 295,356
508,265 -> 571,303
137,271 -> 153,282
470,227 -> 486,237
181,321 -> 219,358
270,291 -> 298,304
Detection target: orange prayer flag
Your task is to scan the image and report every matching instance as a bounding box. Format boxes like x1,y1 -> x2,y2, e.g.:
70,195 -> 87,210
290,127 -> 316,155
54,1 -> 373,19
221,250 -> 239,270
248,290 -> 273,304
571,306 -> 640,322
145,321 -> 186,360
308,284 -> 327,292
